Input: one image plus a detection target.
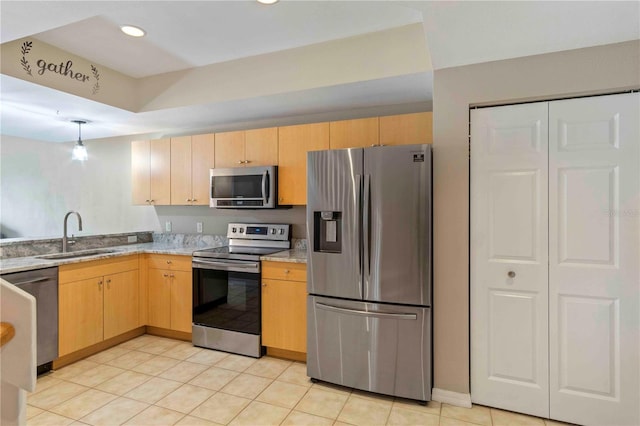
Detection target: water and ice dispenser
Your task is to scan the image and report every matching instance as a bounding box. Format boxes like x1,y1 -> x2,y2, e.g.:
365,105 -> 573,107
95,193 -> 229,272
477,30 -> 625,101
313,211 -> 342,253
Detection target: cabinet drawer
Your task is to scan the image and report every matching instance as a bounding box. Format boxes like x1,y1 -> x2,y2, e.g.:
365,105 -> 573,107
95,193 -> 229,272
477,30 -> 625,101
146,254 -> 192,272
59,255 -> 139,284
262,261 -> 306,282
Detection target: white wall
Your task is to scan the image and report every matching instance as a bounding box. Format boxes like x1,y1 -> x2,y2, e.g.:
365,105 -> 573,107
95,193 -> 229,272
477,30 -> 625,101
0,134 -> 308,239
0,134 -> 159,238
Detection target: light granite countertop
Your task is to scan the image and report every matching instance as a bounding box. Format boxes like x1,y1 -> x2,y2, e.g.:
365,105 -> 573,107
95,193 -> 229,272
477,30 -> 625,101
0,242 -> 200,275
1,243 -> 307,274
260,249 -> 307,264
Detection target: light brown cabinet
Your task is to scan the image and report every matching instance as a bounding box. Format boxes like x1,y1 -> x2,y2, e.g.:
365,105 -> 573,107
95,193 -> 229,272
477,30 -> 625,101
262,261 -> 307,357
215,128 -> 278,168
146,254 -> 192,334
379,112 -> 433,146
277,123 -> 329,205
131,138 -> 171,205
170,134 -> 215,205
58,256 -> 139,356
330,117 -> 379,149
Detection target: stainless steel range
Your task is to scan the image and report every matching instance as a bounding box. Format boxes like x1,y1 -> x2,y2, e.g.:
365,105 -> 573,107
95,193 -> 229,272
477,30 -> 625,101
192,223 -> 291,358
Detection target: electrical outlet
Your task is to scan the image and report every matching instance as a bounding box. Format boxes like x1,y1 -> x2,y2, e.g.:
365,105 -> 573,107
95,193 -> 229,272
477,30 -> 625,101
165,221 -> 172,232
196,222 -> 203,233
127,235 -> 137,243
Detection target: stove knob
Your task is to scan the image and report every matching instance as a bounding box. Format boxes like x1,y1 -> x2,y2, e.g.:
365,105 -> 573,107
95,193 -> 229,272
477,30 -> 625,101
278,229 -> 285,235
239,228 -> 244,233
270,229 -> 276,235
232,227 -> 237,233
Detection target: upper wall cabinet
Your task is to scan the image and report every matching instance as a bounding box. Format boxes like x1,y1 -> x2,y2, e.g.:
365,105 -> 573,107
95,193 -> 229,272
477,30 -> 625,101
171,134 -> 215,205
329,117 -> 379,149
131,139 -> 171,205
214,128 -> 278,168
379,112 -> 433,145
278,123 -> 329,205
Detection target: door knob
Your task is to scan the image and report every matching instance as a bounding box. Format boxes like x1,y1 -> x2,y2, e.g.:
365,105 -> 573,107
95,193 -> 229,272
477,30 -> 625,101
508,271 -> 516,278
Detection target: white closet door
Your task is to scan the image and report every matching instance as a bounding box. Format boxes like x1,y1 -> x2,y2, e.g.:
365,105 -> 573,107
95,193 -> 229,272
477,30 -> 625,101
549,93 -> 640,426
470,103 -> 549,417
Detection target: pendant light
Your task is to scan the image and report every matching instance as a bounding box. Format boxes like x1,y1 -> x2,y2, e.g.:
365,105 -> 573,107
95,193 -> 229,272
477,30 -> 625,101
71,120 -> 88,161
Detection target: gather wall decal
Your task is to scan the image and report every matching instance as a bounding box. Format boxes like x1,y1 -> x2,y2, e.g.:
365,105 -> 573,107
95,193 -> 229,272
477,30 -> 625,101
18,39 -> 101,95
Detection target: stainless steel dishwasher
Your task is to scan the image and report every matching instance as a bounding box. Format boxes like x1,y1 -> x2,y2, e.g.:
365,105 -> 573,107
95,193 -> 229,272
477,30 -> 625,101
1,267 -> 58,374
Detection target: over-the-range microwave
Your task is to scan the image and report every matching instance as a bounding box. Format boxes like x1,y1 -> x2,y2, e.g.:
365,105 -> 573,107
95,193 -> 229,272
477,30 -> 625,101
210,165 -> 277,209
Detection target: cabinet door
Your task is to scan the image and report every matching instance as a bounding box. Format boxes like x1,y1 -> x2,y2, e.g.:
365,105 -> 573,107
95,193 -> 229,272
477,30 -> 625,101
150,138 -> 171,205
170,271 -> 192,333
147,269 -> 171,329
103,270 -> 139,340
379,112 -> 433,146
170,136 -> 193,205
59,277 -> 104,356
215,131 -> 245,168
330,117 -> 379,149
245,127 -> 278,166
131,140 -> 150,205
192,133 -> 215,205
262,278 -> 307,352
278,122 -> 329,205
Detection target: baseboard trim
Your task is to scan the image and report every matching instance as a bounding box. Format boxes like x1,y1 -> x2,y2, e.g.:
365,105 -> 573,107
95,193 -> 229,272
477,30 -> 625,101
431,388 -> 472,408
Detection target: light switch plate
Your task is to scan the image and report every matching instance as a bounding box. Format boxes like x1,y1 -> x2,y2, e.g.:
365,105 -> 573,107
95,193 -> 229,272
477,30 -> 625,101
127,235 -> 137,243
197,222 -> 203,233
165,221 -> 172,232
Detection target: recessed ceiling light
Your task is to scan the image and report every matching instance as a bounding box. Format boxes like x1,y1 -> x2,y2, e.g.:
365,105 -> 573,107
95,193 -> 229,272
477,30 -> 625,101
120,25 -> 146,37
257,0 -> 279,4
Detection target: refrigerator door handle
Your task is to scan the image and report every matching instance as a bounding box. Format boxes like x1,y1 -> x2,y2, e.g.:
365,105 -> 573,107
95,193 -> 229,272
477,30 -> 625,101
315,302 -> 417,320
355,174 -> 363,290
363,174 -> 371,279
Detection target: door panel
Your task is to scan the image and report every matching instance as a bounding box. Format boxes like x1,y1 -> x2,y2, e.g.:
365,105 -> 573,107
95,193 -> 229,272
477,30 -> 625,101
131,140 -> 150,205
170,271 -> 193,333
147,269 -> 171,329
103,270 -> 139,340
364,144 -> 432,305
307,148 -> 363,300
470,103 -> 549,417
58,278 -> 104,356
192,134 -> 215,205
170,136 -> 192,205
149,138 -> 171,205
307,295 -> 431,401
549,93 -> 639,426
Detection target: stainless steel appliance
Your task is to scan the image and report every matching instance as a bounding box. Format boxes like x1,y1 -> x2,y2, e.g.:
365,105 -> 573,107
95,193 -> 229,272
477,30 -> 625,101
192,223 -> 291,357
210,166 -> 277,209
307,144 -> 432,402
1,267 -> 58,375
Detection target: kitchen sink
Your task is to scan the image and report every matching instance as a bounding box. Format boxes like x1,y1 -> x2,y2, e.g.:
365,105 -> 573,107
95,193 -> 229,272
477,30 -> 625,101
36,248 -> 121,260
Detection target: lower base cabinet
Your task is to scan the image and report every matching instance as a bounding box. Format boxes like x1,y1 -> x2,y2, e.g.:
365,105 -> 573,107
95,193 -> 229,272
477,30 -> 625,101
261,261 -> 307,355
58,256 -> 139,356
146,255 -> 192,334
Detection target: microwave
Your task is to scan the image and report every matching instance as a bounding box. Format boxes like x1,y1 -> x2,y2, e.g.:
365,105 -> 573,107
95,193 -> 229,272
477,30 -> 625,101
210,165 -> 277,209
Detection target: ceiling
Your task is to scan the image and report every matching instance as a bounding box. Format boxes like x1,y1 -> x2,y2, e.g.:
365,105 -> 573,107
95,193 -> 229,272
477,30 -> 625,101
1,1 -> 638,143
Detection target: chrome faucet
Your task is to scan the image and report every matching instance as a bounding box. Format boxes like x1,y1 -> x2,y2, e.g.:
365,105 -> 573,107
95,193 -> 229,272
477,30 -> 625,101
63,211 -> 83,252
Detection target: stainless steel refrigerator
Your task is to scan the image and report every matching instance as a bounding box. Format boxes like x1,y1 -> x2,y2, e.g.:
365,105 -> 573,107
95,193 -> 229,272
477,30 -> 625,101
306,144 -> 432,402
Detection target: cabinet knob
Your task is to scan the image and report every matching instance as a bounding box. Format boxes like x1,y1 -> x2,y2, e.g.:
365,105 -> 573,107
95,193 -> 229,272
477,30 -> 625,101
508,271 -> 516,278
145,199 -> 150,203
284,269 -> 290,274
237,160 -> 244,164
186,198 -> 192,202
192,199 -> 197,202
167,260 -> 172,264
149,199 -> 155,204
98,280 -> 103,286
262,283 -> 267,287
245,160 -> 251,164
170,274 -> 175,278
163,273 -> 169,278
106,279 -> 111,283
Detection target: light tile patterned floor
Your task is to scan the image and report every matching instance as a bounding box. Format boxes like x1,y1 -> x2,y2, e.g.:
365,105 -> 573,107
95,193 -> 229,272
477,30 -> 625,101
27,334 -> 570,426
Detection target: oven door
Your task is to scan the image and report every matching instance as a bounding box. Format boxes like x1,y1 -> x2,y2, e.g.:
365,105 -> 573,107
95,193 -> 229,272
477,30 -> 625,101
192,258 -> 261,335
210,166 -> 276,208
